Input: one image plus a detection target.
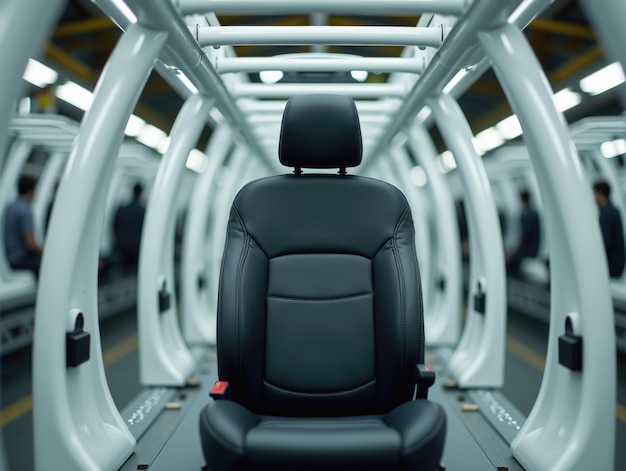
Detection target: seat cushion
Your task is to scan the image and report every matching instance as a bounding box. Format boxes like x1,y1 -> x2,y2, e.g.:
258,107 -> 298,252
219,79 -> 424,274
200,399 -> 446,471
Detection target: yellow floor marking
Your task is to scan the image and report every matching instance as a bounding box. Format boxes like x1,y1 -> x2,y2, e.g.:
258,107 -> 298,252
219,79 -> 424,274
0,333 -> 138,428
506,335 -> 546,372
507,334 -> 626,424
102,334 -> 138,367
0,395 -> 32,428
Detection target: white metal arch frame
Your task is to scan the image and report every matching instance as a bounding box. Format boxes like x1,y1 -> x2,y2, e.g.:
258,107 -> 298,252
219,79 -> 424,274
409,124 -> 461,346
138,94 -> 215,386
33,24 -> 167,471
480,23 -> 616,471
0,0 -> 64,170
181,124 -> 233,344
428,94 -> 507,389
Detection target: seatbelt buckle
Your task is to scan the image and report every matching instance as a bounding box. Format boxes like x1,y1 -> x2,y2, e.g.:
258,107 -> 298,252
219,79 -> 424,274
210,381 -> 230,400
415,364 -> 436,399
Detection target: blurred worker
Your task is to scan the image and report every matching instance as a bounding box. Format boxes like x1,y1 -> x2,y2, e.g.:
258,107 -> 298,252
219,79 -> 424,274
507,190 -> 540,274
3,175 -> 42,277
593,180 -> 625,278
110,182 -> 146,268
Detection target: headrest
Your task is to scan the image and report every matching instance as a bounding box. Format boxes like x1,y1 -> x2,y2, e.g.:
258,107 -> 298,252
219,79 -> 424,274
279,94 -> 362,169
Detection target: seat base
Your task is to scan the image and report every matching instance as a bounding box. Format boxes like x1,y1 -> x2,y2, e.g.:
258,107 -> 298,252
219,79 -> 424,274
200,399 -> 446,471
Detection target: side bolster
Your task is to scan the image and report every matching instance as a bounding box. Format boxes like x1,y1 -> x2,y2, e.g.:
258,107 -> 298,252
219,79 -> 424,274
393,206 -> 425,366
217,206 -> 247,386
217,205 -> 269,408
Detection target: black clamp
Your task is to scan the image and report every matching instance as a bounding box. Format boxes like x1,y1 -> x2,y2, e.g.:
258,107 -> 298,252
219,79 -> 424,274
558,316 -> 583,371
416,364 -> 436,399
159,281 -> 171,313
473,282 -> 486,315
66,312 -> 90,368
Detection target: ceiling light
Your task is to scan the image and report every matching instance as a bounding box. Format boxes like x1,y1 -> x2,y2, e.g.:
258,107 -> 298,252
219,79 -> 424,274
410,166 -> 427,187
441,150 -> 457,171
23,59 -> 58,88
259,70 -> 284,84
136,124 -> 167,149
157,136 -> 171,155
474,127 -> 504,154
601,138 -> 626,158
55,81 -> 93,111
351,70 -> 368,82
553,88 -> 581,112
495,115 -> 523,140
579,62 -> 625,96
186,149 -> 209,173
125,115 -> 145,137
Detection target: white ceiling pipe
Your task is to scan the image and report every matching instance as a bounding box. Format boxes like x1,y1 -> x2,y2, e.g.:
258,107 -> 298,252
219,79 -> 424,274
239,99 -> 401,114
217,57 -> 424,74
364,0 -> 552,168
233,83 -> 407,98
176,0 -> 468,16
197,25 -> 444,48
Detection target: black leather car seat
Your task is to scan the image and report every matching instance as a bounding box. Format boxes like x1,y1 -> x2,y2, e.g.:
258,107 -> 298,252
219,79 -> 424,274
199,94 -> 446,471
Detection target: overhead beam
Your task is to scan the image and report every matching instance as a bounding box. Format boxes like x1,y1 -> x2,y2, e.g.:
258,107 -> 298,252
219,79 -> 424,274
527,17 -> 596,40
196,25 -> 444,48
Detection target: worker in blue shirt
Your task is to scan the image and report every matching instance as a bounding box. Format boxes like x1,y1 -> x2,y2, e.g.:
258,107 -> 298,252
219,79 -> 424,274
507,190 -> 540,275
593,180 -> 625,278
3,175 -> 43,277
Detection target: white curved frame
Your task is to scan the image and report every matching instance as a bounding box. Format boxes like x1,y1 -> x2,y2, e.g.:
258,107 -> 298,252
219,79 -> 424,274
33,23 -> 167,470
138,94 -> 215,385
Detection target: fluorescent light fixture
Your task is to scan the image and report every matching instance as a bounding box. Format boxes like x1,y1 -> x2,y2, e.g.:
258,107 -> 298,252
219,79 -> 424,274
136,124 -> 167,149
259,70 -> 284,84
553,88 -> 581,112
55,81 -> 93,111
178,72 -> 198,94
111,0 -> 137,23
474,127 -> 504,155
18,97 -> 31,115
495,115 -> 523,140
579,62 -> 626,96
23,59 -> 58,88
440,150 -> 457,171
600,138 -> 626,158
443,68 -> 470,94
125,115 -> 146,137
351,70 -> 368,82
410,166 -> 427,187
186,149 -> 209,173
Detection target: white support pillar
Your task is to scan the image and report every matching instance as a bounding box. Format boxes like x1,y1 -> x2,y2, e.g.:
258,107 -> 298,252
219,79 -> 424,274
32,24 -> 167,471
207,148 -> 254,310
428,94 -> 506,388
480,23 -> 615,471
138,95 -> 214,385
181,125 -> 233,344
0,0 -> 64,169
409,124 -> 461,346
388,147 -> 433,314
32,151 -> 66,243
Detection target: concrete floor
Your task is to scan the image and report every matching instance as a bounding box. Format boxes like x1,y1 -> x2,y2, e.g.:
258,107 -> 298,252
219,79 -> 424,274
1,308 -> 624,470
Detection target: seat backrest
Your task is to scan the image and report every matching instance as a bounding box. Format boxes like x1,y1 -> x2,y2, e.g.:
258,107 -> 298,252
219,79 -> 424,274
217,94 -> 424,417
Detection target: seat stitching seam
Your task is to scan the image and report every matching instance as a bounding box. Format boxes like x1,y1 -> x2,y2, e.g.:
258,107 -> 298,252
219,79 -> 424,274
266,292 -> 373,301
393,207 -> 410,390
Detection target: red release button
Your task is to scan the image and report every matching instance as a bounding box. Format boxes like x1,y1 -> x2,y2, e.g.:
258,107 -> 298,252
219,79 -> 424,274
210,381 -> 230,398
